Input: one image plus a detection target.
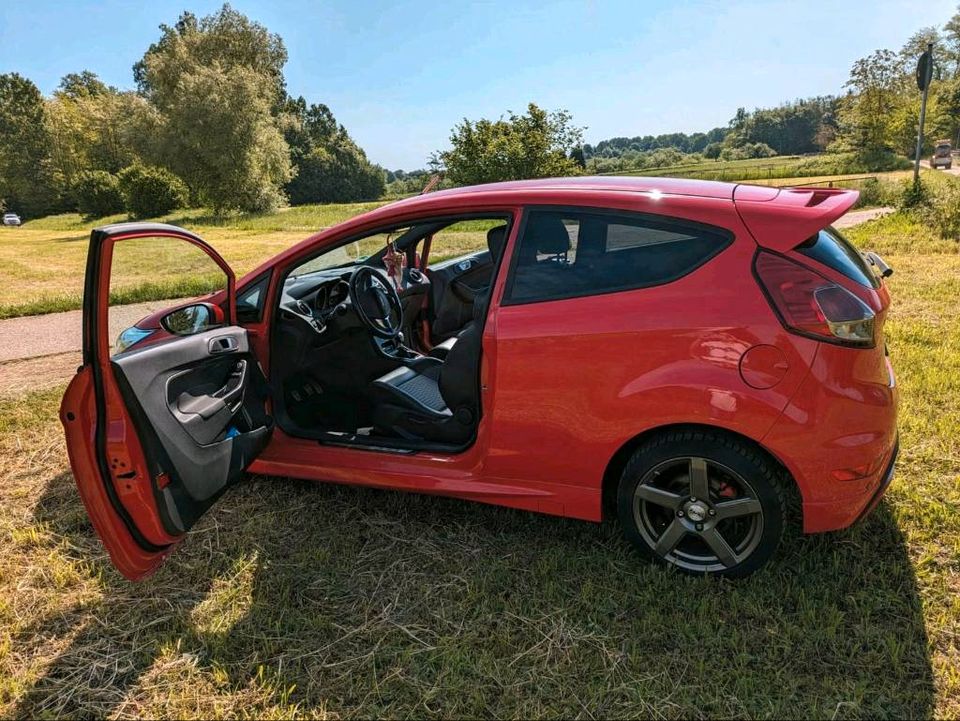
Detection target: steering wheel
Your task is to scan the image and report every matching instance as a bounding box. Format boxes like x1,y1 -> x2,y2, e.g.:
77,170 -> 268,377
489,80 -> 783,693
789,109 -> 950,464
348,266 -> 404,339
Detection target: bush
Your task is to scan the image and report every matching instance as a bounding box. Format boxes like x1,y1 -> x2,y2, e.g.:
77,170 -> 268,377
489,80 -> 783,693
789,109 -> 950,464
117,165 -> 188,219
73,171 -> 124,219
897,178 -> 929,210
719,142 -> 777,161
911,178 -> 960,240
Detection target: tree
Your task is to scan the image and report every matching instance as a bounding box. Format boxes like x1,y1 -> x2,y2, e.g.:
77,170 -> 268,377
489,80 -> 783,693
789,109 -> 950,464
945,5 -> 960,76
149,63 -> 293,212
437,104 -> 584,185
284,99 -> 385,204
45,72 -> 148,188
134,4 -> 287,104
835,49 -> 903,155
136,5 -> 292,212
57,71 -> 109,99
0,73 -> 58,217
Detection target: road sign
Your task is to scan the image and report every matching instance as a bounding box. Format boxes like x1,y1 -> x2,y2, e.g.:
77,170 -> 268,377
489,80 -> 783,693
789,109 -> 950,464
916,50 -> 933,91
915,44 -> 934,183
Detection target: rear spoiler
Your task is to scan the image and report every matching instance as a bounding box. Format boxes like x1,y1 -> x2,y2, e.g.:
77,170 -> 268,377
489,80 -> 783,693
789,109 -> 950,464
733,185 -> 859,253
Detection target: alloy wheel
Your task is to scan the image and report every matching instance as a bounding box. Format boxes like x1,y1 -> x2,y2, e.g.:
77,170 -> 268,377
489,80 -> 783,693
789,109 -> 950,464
632,456 -> 765,573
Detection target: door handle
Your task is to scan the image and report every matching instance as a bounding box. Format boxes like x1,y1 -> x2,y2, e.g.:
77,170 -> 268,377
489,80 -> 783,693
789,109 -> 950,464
208,335 -> 238,354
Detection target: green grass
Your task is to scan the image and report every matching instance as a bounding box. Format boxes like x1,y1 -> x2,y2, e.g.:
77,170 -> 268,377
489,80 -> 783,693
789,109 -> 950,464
0,204 -> 501,319
616,152 -> 913,183
0,200 -> 396,319
0,214 -> 958,718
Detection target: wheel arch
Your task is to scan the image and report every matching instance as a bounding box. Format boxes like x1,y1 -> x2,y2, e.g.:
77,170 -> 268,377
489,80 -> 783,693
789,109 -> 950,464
600,422 -> 801,520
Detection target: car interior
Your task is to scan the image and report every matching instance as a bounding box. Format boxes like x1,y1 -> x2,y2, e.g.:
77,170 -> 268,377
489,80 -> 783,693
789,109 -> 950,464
269,214 -> 511,452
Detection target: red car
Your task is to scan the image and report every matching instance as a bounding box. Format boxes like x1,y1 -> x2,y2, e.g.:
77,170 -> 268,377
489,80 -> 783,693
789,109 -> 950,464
60,177 -> 898,579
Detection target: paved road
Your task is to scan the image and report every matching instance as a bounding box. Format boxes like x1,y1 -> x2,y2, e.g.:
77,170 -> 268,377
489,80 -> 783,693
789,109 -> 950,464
0,300 -> 169,363
833,206 -> 893,229
920,159 -> 960,176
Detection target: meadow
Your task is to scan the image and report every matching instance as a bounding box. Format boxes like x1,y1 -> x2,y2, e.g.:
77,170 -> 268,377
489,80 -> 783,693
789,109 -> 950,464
0,191 -> 958,717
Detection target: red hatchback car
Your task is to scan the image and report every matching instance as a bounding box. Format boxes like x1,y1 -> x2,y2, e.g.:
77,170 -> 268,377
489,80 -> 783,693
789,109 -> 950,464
60,177 -> 898,579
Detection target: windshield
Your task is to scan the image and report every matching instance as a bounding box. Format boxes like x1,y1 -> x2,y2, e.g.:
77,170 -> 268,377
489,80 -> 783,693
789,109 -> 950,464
290,227 -> 411,278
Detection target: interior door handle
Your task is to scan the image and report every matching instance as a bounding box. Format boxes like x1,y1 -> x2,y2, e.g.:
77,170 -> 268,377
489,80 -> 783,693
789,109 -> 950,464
208,335 -> 238,354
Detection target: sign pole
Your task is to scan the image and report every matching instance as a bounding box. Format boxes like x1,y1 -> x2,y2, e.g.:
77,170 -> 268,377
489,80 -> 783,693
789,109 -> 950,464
914,42 -> 934,184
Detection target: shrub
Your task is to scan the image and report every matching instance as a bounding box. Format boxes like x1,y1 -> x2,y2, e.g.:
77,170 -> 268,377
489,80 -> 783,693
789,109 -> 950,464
897,178 -> 929,210
117,165 -> 188,219
73,171 -> 124,218
913,178 -> 960,240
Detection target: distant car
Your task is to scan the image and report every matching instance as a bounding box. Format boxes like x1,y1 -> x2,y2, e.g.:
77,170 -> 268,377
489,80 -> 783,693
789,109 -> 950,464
61,177 -> 898,580
931,140 -> 952,170
2,213 -> 20,226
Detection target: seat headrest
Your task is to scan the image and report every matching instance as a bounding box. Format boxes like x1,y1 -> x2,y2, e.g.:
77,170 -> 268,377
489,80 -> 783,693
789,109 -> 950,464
528,215 -> 571,255
486,225 -> 507,258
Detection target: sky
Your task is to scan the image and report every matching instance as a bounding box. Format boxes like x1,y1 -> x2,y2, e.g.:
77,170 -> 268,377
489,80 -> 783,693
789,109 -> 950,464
0,0 -> 955,170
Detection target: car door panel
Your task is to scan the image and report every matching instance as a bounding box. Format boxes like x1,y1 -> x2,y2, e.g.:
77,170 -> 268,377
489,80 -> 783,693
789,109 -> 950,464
60,222 -> 272,580
111,327 -> 272,530
428,251 -> 493,340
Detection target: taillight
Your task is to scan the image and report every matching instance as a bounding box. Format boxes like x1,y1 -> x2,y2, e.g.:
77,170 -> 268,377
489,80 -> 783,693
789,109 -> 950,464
754,251 -> 875,347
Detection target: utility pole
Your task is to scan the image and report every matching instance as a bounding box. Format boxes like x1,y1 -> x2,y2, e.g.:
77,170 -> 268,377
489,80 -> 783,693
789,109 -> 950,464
914,42 -> 934,184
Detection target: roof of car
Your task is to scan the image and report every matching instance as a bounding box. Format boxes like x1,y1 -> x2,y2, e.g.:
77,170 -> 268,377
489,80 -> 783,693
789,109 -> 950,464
414,175 -> 738,201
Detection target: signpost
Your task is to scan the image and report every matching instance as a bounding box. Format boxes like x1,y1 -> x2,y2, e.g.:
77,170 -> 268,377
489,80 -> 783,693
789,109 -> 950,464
914,43 -> 934,184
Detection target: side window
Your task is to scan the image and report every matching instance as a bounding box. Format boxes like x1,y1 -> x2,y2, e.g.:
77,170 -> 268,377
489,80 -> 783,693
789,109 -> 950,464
424,219 -> 505,268
506,209 -> 732,304
236,273 -> 270,322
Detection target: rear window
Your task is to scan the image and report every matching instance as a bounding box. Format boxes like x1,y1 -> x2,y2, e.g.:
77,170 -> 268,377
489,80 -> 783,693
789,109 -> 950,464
796,227 -> 879,289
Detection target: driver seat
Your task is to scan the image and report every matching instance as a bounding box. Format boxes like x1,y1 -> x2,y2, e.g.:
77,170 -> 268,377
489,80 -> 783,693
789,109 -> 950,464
371,296 -> 485,444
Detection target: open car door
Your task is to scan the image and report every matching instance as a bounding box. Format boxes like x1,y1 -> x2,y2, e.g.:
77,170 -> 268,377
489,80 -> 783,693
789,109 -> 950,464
60,223 -> 273,580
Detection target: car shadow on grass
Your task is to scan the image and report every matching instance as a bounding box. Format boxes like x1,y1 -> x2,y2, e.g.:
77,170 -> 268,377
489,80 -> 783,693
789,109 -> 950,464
12,469 -> 933,719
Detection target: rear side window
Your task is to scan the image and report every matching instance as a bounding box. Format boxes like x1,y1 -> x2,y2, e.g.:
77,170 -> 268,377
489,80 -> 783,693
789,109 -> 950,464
796,227 -> 879,289
506,208 -> 732,304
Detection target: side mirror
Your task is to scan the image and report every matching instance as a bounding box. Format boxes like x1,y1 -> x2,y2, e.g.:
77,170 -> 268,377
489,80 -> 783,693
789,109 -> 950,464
161,302 -> 224,336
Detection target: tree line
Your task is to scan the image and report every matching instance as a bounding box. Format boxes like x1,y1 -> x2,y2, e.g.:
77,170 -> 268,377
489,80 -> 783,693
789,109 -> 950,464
0,4 -> 385,220
581,7 -> 960,174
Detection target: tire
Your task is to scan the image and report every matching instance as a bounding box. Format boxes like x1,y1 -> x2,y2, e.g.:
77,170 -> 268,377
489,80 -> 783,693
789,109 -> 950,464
616,430 -> 786,578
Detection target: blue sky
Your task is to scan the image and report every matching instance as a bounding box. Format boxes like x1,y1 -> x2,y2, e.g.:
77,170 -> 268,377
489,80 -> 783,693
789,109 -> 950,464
0,0 -> 954,169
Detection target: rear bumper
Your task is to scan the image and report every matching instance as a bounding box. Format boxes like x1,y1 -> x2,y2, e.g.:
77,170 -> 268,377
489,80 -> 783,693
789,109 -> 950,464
762,343 -> 898,534
852,437 -> 898,524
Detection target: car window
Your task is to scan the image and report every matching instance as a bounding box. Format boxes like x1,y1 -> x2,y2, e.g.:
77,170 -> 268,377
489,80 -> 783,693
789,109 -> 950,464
796,227 -> 879,289
506,208 -> 733,304
236,273 -> 270,322
424,219 -> 503,267
290,227 -> 411,278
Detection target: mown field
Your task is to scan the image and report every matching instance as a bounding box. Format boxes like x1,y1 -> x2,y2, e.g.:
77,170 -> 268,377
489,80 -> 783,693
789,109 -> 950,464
619,152 -> 912,183
0,204 -> 958,718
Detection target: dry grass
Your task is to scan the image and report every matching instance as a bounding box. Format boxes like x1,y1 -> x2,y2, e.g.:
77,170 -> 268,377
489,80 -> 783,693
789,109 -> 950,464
0,211 -> 957,718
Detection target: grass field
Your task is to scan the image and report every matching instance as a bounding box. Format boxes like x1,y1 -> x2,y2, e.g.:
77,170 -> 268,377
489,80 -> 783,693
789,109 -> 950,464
618,152 -> 912,183
0,209 -> 958,718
